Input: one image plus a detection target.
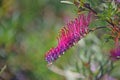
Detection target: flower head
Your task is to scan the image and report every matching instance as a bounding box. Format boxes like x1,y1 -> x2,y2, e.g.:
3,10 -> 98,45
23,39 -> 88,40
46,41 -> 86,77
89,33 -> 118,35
45,13 -> 91,64
110,47 -> 120,60
116,0 -> 120,3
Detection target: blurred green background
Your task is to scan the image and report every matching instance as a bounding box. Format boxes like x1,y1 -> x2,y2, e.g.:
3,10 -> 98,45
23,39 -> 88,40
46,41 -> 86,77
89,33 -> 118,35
0,0 -> 77,80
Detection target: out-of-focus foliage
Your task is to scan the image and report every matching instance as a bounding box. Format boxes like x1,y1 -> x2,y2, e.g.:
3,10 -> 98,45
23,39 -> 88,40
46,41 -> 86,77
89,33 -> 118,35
0,0 -> 76,80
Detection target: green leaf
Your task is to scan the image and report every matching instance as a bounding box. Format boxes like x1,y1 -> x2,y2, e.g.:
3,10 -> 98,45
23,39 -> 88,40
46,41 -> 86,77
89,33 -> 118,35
60,1 -> 74,4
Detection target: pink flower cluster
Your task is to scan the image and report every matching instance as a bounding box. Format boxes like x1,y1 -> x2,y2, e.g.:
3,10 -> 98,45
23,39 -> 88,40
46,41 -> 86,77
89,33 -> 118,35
110,47 -> 120,60
45,13 -> 91,64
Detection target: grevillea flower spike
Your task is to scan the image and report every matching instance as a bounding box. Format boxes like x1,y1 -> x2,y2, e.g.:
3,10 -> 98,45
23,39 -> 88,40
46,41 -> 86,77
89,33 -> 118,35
45,13 -> 91,64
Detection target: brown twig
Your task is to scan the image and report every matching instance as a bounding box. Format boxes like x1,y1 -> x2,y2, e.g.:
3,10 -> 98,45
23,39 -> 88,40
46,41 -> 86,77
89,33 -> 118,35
83,3 -> 115,27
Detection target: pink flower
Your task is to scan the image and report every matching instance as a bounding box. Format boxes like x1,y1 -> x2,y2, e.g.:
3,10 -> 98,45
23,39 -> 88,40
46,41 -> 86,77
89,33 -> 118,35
110,47 -> 120,61
116,0 -> 120,2
45,13 -> 91,64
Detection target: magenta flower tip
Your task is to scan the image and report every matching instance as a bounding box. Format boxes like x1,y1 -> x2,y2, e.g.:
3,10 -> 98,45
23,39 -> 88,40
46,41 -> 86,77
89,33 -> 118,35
110,47 -> 120,60
45,13 -> 91,64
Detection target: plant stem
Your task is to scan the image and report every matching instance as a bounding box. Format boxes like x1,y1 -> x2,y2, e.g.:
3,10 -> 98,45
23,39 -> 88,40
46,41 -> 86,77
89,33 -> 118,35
83,3 -> 115,27
89,26 -> 107,32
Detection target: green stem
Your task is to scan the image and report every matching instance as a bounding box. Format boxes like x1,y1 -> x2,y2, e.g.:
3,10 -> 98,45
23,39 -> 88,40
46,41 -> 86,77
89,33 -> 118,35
89,26 -> 107,32
83,3 -> 115,27
0,65 -> 7,75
